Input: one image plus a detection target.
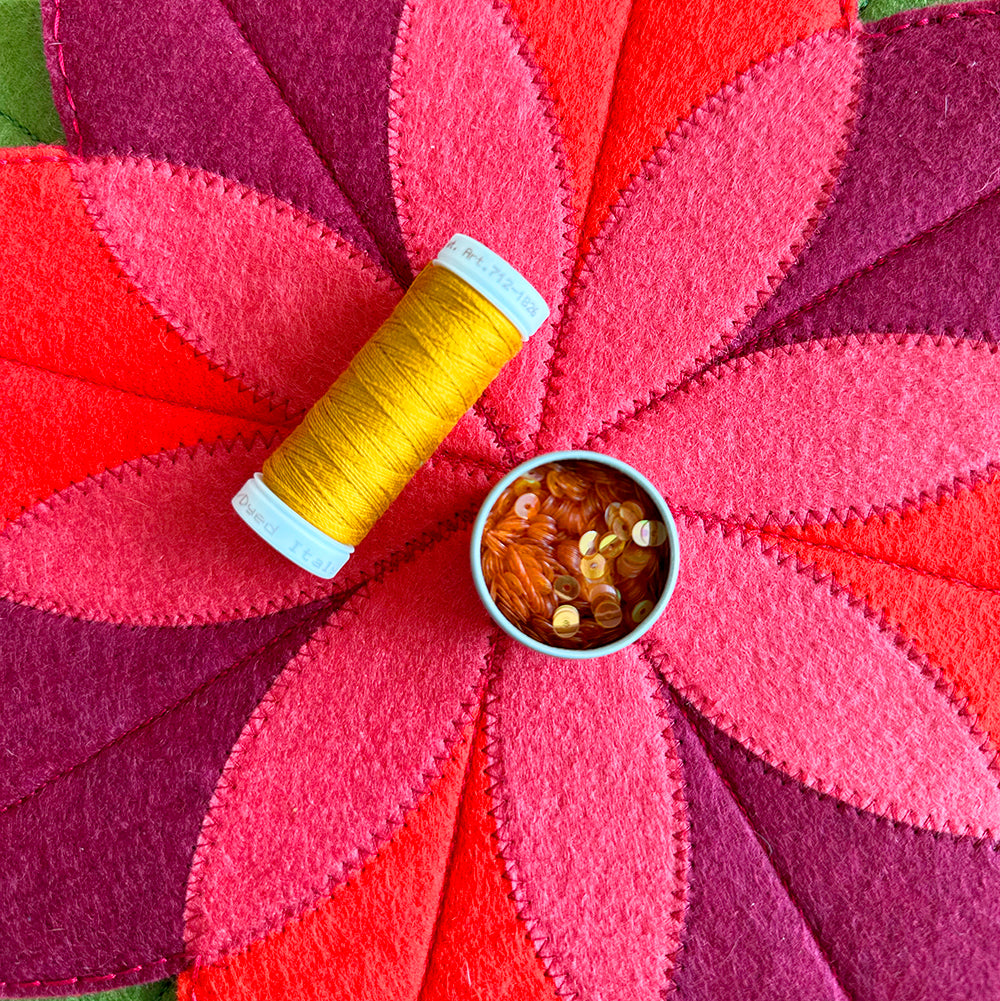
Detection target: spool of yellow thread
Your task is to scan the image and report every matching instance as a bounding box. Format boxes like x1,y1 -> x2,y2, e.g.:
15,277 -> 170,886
232,234 -> 549,578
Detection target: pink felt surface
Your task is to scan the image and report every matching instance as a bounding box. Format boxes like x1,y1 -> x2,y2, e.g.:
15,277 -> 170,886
184,532 -> 492,963
650,520 -> 1000,838
390,0 -> 572,450
539,28 -> 859,448
488,642 -> 687,1000
72,156 -> 403,414
596,336 -> 1000,524
0,436 -> 335,625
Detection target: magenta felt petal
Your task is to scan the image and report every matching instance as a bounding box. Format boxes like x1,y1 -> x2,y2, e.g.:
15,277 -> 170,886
390,0 -> 573,451
72,156 -> 402,415
184,532 -> 492,963
487,641 -> 687,1001
40,0 -> 388,269
594,336 -> 1000,524
648,519 -> 1000,838
538,29 -> 859,450
0,600 -> 322,995
740,4 -> 1000,352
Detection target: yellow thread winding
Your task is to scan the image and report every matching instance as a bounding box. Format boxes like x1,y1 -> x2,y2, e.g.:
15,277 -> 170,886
262,264 -> 523,546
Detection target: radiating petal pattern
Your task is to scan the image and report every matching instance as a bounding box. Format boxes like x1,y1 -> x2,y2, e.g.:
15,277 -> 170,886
487,642 -> 687,1000
540,30 -> 859,447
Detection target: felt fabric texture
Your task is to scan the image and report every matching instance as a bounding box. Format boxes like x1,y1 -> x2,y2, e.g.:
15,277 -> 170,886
0,596 -> 323,993
771,476 -> 1000,744
665,698 -> 848,1001
184,533 -> 492,962
4,0 -> 1000,996
539,29 -> 859,448
595,336 -> 1000,525
390,0 -> 573,448
181,730 -> 473,1001
739,3 -> 1000,352
647,520 -> 1000,836
487,642 -> 687,1001
23,982 -> 175,1001
71,156 -> 403,415
0,0 -> 64,146
687,704 -> 1000,1000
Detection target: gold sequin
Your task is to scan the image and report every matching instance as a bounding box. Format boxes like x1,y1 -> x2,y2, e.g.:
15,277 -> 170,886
579,530 -> 599,556
604,501 -> 621,525
631,519 -> 666,546
514,493 -> 540,519
593,596 -> 623,630
619,500 -> 643,529
631,599 -> 655,624
513,474 -> 542,495
553,575 -> 580,601
553,604 -> 580,638
598,532 -> 626,559
580,553 -> 607,580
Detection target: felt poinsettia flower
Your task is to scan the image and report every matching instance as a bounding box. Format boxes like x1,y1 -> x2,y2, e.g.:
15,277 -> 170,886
3,1 -> 1000,999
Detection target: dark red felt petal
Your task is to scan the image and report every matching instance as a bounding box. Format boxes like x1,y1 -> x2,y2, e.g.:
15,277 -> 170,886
682,700 -> 1000,1001
40,0 -> 408,278
737,3 -> 1000,353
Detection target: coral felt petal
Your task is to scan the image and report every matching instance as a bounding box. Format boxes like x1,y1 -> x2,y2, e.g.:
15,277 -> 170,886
595,337 -> 1000,524
742,4 -> 1000,350
692,709 -> 1000,1001
771,476 -> 1000,745
0,604 -> 318,996
540,31 -> 859,448
72,156 -> 402,414
180,730 -> 472,1001
391,0 -> 572,448
579,0 -> 848,248
184,533 -> 492,963
421,713 -> 559,1001
650,519 -> 1000,836
40,0 -> 381,263
489,642 -> 686,1000
0,437 -> 338,625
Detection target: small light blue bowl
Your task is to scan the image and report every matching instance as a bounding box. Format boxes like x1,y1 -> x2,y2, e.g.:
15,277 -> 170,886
470,450 -> 679,659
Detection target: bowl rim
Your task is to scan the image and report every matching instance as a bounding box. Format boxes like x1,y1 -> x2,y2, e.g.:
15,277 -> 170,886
469,449 -> 680,659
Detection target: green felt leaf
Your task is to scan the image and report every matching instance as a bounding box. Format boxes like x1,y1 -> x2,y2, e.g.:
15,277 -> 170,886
859,0 -> 979,21
0,0 -> 65,146
23,980 -> 175,1001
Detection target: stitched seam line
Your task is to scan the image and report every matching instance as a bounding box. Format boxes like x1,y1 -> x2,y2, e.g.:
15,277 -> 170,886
865,5 -> 998,46
0,107 -> 44,143
215,0 -> 403,283
51,0 -> 82,153
666,687 -> 857,1001
0,955 -> 181,990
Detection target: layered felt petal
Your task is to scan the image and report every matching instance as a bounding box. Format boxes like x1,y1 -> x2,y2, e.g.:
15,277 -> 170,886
739,4 -> 1000,352
184,533 -> 492,963
389,0 -> 573,450
539,30 -> 859,449
769,475 -> 1000,746
71,156 -> 403,414
0,153 -> 282,524
690,707 -> 1000,1001
648,519 -> 1000,837
0,600 -> 323,995
40,0 -> 403,275
181,730 -> 473,1001
593,336 -> 1000,525
486,641 -> 687,1001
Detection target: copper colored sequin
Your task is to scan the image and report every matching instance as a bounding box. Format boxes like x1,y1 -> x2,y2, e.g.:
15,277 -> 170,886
480,459 -> 667,650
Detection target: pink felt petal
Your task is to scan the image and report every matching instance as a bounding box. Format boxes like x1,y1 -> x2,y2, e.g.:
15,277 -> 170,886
183,531 -> 492,962
0,436 -> 339,624
650,519 -> 1000,838
595,336 -> 1000,524
488,641 -> 687,1000
390,0 -> 573,450
538,29 -> 859,449
71,156 -> 402,414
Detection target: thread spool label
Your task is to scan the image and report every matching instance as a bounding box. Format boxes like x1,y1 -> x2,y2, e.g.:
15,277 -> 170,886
234,488 -> 279,538
440,236 -> 545,320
